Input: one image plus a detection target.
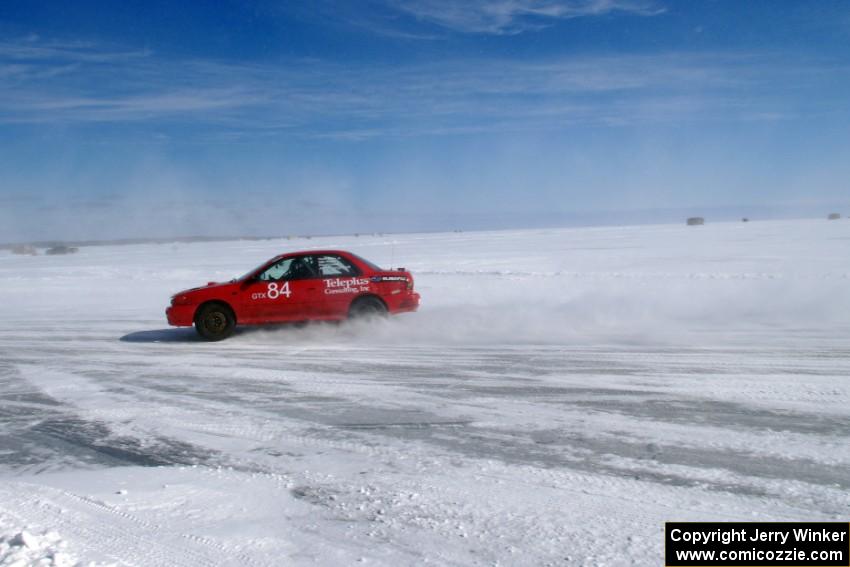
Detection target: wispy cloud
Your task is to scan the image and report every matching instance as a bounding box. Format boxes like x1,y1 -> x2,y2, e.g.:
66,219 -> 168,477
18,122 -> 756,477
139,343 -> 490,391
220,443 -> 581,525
0,37 -> 846,139
378,0 -> 664,35
385,0 -> 664,35
7,88 -> 265,123
0,38 -> 150,63
283,0 -> 662,40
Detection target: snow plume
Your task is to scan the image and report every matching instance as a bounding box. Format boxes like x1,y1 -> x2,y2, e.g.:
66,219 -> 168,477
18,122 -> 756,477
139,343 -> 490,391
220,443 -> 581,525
232,219 -> 850,348
244,268 -> 849,348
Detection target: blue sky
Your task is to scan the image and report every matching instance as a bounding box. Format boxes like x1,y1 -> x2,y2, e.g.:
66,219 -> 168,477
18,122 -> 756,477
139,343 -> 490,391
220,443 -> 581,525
1,0 -> 849,241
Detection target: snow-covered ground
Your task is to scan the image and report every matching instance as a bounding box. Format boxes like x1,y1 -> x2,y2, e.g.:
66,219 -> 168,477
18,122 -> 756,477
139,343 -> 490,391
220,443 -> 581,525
1,219 -> 848,566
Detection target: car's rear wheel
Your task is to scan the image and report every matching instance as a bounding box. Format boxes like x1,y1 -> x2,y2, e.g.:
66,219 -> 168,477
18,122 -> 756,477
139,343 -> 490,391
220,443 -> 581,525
194,303 -> 236,341
349,296 -> 388,320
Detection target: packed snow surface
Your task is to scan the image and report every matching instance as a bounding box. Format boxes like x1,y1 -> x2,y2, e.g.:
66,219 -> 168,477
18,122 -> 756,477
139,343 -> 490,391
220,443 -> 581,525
0,219 -> 848,565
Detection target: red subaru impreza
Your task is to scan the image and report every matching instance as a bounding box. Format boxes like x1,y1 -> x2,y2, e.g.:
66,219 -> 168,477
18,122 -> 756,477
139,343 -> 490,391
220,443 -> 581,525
166,250 -> 420,340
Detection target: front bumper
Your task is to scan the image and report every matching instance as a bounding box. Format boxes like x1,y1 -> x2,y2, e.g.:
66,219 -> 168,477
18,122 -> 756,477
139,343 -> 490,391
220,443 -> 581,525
166,304 -> 195,327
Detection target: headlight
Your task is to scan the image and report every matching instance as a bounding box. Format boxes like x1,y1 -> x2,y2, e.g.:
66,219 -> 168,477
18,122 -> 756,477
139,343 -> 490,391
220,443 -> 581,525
171,295 -> 192,306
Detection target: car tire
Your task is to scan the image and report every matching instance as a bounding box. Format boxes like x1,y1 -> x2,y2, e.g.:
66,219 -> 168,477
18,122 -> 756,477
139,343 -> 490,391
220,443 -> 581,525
194,303 -> 236,341
349,296 -> 388,320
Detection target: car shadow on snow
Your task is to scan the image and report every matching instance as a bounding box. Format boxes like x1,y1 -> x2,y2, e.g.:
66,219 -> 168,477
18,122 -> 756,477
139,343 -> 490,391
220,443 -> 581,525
119,322 -> 330,343
119,328 -> 201,343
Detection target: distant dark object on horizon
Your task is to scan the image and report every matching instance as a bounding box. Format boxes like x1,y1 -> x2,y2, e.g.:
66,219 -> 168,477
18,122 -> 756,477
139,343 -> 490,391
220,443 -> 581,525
827,213 -> 841,220
742,217 -> 749,222
686,217 -> 705,226
45,245 -> 79,255
11,244 -> 37,255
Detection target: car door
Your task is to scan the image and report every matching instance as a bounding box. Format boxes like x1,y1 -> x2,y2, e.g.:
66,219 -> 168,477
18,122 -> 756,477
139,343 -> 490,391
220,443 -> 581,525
240,256 -> 322,322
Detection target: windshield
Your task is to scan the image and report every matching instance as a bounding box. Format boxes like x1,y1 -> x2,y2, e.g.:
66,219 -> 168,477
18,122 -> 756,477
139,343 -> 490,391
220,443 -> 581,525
237,257 -> 281,281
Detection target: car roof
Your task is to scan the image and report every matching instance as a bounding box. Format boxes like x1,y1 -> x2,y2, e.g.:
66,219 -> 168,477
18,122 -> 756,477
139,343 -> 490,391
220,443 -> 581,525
276,249 -> 352,258
269,250 -> 361,264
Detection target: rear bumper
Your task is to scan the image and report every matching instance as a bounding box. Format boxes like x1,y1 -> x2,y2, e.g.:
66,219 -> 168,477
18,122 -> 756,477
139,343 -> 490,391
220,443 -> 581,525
389,292 -> 420,314
166,304 -> 195,327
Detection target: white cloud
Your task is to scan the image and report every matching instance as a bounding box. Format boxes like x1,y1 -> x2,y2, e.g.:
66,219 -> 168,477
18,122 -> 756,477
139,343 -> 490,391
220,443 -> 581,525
386,0 -> 663,35
9,88 -> 265,122
0,39 -> 150,63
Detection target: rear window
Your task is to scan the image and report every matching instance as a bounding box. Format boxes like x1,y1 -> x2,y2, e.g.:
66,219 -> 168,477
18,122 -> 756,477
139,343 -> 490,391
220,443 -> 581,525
349,253 -> 382,271
317,255 -> 361,277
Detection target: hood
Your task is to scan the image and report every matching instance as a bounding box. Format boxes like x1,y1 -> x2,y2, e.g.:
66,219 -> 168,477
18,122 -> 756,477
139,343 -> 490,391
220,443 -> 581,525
174,280 -> 236,298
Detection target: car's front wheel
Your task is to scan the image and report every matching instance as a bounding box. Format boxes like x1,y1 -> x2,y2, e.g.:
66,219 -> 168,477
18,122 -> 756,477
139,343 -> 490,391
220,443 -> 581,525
194,303 -> 236,341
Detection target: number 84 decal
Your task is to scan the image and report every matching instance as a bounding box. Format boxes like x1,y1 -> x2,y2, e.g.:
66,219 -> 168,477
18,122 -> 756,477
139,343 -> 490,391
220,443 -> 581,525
251,282 -> 292,300
268,282 -> 292,299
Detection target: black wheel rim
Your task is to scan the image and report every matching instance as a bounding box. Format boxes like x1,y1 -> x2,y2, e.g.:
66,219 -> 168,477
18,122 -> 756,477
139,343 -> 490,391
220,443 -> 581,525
205,311 -> 227,333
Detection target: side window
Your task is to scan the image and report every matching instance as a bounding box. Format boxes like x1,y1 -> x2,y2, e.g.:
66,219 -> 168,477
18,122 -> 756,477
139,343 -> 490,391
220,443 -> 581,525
259,257 -> 318,281
259,258 -> 293,281
317,255 -> 360,277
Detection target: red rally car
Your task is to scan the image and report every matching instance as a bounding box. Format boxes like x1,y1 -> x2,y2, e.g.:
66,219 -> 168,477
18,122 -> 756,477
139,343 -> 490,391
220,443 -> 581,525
166,250 -> 420,341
